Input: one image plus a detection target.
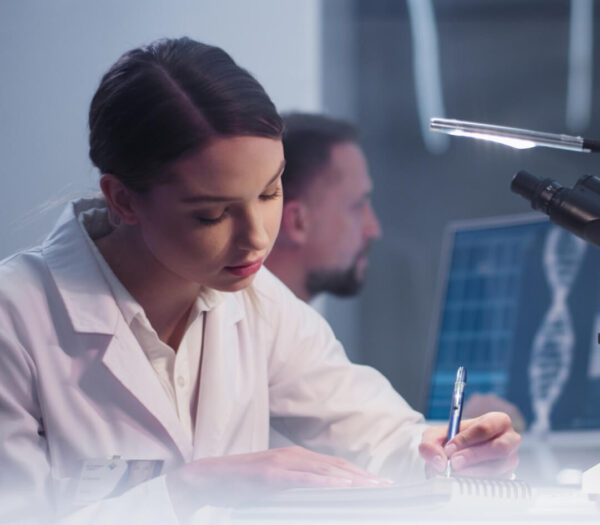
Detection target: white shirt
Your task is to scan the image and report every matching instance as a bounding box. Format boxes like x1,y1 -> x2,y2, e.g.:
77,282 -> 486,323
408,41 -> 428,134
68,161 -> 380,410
0,198 -> 426,523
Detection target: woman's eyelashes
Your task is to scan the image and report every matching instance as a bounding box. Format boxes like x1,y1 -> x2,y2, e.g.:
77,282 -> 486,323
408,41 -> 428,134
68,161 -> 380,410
194,208 -> 228,225
259,186 -> 282,201
194,188 -> 281,226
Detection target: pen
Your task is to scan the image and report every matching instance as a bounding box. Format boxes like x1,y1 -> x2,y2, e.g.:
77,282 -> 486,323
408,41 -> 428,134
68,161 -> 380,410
444,366 -> 467,477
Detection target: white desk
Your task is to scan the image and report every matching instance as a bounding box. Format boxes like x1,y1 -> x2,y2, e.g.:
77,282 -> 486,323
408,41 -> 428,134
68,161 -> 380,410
231,484 -> 599,524
517,429 -> 600,485
231,430 -> 600,524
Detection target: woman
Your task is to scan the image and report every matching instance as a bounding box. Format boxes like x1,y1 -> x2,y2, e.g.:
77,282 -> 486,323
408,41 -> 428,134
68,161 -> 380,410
0,37 -> 519,523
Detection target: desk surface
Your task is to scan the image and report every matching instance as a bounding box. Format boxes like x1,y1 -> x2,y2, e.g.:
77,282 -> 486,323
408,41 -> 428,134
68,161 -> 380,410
231,485 -> 600,524
515,430 -> 600,485
232,431 -> 600,524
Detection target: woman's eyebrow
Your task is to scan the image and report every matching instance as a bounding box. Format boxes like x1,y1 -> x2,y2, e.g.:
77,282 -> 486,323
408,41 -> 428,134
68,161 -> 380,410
263,159 -> 286,188
180,159 -> 286,203
181,194 -> 235,204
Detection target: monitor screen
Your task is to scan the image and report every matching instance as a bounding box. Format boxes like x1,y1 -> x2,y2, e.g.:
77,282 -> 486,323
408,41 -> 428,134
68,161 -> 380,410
425,213 -> 600,432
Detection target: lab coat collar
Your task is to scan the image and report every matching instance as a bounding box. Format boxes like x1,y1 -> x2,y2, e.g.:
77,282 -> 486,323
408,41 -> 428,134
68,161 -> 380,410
42,198 -> 120,335
42,198 -> 246,457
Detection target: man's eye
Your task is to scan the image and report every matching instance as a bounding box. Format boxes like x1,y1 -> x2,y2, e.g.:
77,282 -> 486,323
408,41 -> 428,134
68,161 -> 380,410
353,197 -> 370,211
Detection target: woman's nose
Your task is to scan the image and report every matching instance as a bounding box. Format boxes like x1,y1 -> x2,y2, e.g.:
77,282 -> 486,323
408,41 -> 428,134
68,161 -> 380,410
236,206 -> 271,252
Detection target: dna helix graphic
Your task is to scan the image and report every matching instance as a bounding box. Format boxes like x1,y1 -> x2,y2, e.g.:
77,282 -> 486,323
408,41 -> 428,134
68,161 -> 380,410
528,227 -> 587,435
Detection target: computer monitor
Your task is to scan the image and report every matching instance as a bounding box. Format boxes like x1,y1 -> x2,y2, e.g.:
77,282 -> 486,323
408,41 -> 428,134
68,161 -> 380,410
425,213 -> 600,432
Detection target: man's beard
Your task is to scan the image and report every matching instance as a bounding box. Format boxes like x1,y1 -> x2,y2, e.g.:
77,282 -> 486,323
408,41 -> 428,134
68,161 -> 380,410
305,251 -> 367,299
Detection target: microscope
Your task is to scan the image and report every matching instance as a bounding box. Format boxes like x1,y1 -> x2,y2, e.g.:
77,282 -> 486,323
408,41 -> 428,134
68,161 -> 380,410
511,170 -> 600,249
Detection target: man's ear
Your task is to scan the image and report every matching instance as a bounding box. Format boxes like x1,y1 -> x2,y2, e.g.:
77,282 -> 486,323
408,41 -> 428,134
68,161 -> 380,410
99,174 -> 140,226
281,200 -> 310,245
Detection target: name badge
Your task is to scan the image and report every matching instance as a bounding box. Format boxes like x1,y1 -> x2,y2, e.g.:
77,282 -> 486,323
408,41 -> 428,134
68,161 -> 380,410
74,456 -> 164,506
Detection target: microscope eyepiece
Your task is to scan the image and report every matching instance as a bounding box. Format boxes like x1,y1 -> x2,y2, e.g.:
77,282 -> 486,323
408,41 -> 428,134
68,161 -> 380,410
511,170 -> 600,246
511,170 -> 544,201
511,171 -> 563,216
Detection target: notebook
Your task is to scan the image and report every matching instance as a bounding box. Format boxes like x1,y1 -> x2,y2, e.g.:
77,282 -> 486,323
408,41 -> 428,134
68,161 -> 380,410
234,476 -> 533,520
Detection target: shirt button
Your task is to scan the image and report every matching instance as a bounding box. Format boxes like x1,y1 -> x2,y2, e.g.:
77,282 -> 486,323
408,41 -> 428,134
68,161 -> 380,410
177,376 -> 185,388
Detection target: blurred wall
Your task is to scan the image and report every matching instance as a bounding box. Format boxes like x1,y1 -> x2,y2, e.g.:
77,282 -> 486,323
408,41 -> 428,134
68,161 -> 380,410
0,0 -> 321,259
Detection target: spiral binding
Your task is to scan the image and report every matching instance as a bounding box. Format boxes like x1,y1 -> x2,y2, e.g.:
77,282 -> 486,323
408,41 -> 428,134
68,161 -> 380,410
452,476 -> 532,499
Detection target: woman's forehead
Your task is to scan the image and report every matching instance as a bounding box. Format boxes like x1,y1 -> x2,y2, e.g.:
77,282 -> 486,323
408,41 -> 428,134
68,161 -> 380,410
164,136 -> 284,198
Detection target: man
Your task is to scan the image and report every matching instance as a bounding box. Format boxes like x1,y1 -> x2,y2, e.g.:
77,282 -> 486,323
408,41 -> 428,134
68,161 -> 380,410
267,112 -> 526,432
266,112 -> 381,301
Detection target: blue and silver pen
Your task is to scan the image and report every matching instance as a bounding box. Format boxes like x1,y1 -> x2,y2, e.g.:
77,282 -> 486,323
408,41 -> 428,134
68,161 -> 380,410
445,366 -> 467,477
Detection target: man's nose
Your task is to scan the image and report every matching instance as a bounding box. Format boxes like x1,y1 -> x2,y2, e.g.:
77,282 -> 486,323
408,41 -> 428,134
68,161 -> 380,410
364,202 -> 382,240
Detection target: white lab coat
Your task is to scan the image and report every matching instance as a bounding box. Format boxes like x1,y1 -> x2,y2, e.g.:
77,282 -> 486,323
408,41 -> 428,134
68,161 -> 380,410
0,199 -> 426,523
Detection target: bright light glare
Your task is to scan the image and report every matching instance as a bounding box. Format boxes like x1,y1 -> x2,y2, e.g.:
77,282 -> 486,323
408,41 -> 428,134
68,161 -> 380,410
429,118 -> 595,152
448,130 -> 537,150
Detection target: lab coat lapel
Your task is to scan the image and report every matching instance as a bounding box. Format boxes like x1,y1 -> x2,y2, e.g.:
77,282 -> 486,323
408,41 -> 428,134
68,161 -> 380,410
192,294 -> 243,457
102,316 -> 194,459
43,200 -> 120,335
44,200 -> 193,459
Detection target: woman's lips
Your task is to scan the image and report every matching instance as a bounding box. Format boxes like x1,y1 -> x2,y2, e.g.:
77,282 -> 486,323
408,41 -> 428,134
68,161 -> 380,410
225,259 -> 263,277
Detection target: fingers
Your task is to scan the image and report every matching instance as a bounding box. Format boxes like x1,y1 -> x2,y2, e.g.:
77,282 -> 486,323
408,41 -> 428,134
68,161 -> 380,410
447,427 -> 521,469
463,395 -> 527,434
449,451 -> 519,478
281,468 -> 385,489
275,446 -> 392,487
419,426 -> 450,474
168,446 -> 393,515
419,412 -> 521,478
278,469 -> 355,488
445,412 -> 516,455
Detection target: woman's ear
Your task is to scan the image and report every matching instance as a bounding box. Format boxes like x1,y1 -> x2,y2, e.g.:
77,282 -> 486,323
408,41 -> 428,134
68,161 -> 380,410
280,200 -> 310,245
99,175 -> 140,226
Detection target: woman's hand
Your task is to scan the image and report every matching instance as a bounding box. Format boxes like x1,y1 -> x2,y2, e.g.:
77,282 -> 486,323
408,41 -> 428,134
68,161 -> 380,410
166,445 -> 391,514
418,412 -> 521,478
463,393 -> 527,434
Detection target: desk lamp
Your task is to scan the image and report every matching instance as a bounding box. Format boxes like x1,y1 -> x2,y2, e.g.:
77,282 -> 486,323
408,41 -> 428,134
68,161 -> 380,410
429,117 -> 600,247
429,118 -> 600,152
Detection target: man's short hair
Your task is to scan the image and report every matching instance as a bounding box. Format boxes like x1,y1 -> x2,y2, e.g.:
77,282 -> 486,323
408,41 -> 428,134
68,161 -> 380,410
281,112 -> 358,201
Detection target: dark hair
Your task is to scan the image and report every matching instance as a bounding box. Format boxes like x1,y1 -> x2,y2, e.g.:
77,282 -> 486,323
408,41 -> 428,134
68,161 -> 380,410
89,37 -> 283,192
281,112 -> 359,201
